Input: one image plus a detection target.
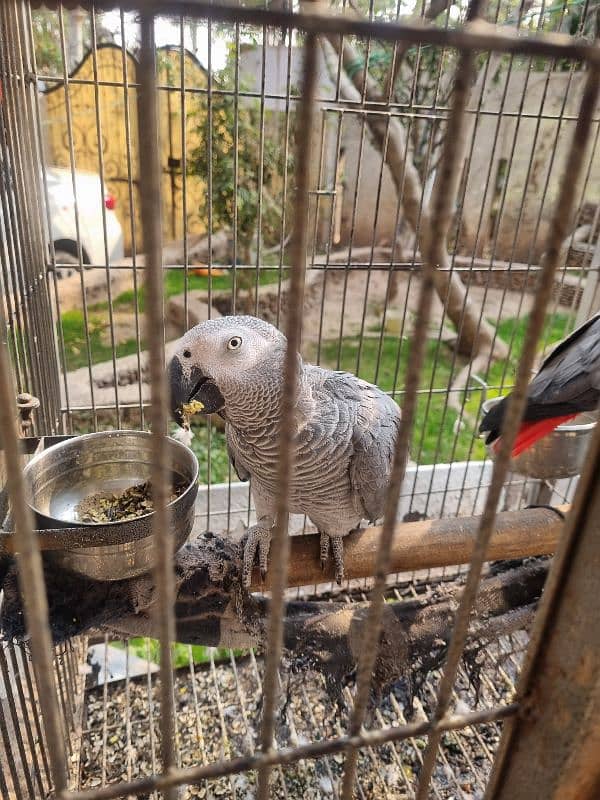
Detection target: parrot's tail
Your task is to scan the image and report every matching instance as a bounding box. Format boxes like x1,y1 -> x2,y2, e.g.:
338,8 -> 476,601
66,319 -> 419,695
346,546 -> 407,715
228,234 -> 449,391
492,413 -> 578,457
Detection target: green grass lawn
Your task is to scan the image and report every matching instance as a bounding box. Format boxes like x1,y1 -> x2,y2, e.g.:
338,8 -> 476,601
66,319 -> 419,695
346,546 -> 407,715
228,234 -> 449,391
60,309 -> 141,371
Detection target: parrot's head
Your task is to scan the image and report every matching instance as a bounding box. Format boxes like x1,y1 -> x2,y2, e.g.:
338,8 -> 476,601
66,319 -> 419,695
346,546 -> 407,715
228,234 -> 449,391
168,315 -> 289,427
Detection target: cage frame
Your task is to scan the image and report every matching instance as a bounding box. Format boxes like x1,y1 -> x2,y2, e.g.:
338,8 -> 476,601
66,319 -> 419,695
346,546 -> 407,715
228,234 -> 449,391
0,0 -> 599,798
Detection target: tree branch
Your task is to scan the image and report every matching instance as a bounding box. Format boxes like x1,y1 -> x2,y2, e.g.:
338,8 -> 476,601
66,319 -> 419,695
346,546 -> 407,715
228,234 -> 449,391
320,34 -> 507,360
383,0 -> 454,101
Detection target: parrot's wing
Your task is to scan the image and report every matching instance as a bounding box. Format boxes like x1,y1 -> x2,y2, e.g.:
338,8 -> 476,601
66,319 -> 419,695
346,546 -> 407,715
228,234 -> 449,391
480,314 -> 600,442
226,424 -> 250,482
322,373 -> 401,523
350,390 -> 400,522
524,315 -> 600,417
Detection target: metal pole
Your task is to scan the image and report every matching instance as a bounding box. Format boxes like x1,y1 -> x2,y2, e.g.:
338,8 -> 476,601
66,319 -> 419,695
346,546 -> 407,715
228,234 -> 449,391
485,422 -> 600,800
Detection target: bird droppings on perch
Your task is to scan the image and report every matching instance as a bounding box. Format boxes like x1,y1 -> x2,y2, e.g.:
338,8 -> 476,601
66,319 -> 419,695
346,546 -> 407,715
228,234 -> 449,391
0,517 -> 549,715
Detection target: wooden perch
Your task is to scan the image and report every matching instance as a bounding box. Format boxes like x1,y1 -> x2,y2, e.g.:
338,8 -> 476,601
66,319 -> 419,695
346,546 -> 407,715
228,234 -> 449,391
250,504 -> 567,590
281,561 -> 547,696
0,503 -> 559,697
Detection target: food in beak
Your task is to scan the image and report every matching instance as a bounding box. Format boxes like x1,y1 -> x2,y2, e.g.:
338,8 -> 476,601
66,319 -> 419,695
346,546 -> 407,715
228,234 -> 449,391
181,399 -> 205,428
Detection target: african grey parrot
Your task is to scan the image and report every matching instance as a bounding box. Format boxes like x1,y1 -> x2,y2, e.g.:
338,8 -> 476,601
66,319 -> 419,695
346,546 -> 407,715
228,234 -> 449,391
479,311 -> 600,456
168,315 -> 401,586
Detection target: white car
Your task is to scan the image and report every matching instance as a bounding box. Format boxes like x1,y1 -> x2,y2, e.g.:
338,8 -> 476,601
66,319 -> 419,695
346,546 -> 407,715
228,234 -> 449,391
45,166 -> 125,276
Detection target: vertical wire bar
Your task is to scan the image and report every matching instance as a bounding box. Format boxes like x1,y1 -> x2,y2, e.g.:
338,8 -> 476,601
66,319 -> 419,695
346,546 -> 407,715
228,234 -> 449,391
0,685 -> 22,799
119,7 -> 145,429
24,1 -> 71,435
145,638 -> 159,799
0,645 -> 36,798
0,304 -> 67,797
256,33 -> 318,800
340,31 -> 479,800
314,110 -> 343,366
137,13 -> 178,799
7,645 -> 46,797
53,650 -> 72,756
90,4 -> 122,429
414,60 -> 600,800
100,636 -> 109,786
254,22 -> 267,317
10,0 -> 61,434
231,22 -> 240,312
124,643 -> 132,785
20,647 -> 52,785
180,16 -> 189,331
206,16 -> 213,530
56,3 -> 98,431
275,29 -> 294,330
0,2 -> 38,402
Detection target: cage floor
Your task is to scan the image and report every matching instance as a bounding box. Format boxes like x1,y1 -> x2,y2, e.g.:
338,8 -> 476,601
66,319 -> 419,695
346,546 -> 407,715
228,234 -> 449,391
78,580 -> 527,799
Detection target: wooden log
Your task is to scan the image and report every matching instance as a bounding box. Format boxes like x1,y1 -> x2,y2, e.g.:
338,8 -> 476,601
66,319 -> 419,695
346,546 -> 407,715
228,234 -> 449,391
250,504 -> 568,590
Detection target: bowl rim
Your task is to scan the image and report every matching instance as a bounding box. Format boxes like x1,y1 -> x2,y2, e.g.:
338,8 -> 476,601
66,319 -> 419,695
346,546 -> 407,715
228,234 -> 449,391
481,396 -> 597,434
22,429 -> 200,527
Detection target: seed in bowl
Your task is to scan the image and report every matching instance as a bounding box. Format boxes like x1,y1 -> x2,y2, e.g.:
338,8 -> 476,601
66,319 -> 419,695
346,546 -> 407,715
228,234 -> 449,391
76,481 -> 185,523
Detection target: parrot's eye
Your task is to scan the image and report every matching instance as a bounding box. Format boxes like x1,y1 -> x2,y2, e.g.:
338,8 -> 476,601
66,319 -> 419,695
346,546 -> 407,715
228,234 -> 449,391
227,335 -> 243,351
183,349 -> 191,359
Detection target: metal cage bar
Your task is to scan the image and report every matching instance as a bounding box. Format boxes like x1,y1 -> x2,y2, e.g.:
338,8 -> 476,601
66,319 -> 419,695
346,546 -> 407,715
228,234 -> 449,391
1,1 -> 600,799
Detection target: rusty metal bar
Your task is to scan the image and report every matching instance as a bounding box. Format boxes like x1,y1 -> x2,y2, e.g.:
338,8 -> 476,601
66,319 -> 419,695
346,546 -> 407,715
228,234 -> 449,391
0,224 -> 68,794
66,703 -> 518,800
415,59 -> 600,799
256,33 -> 318,800
136,12 -> 178,800
485,427 -> 600,800
339,8 -> 480,796
31,2 -> 600,65
250,503 -> 565,590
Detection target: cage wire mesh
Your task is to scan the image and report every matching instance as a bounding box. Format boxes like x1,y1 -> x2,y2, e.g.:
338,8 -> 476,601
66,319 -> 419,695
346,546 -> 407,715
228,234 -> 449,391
0,0 -> 599,798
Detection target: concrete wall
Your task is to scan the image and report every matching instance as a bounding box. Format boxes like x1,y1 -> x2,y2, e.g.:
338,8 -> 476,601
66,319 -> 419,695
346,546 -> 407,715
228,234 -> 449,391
461,69 -> 600,262
239,45 -> 600,259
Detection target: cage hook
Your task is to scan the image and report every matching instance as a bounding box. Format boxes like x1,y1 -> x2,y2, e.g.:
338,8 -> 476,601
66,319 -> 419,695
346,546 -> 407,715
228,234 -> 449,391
16,392 -> 40,438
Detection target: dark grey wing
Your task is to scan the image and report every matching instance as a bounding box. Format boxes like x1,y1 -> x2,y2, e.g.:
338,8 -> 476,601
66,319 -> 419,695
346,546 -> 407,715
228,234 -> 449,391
480,314 -> 600,442
523,315 -> 600,419
225,424 -> 250,482
323,373 -> 401,522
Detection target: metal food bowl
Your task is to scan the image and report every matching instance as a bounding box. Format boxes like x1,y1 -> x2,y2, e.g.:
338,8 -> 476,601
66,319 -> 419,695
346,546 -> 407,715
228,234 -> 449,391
22,430 -> 199,581
481,397 -> 597,480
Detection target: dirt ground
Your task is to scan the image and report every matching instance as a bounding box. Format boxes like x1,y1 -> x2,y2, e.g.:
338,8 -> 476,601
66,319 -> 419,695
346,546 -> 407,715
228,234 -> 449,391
297,270 -> 538,349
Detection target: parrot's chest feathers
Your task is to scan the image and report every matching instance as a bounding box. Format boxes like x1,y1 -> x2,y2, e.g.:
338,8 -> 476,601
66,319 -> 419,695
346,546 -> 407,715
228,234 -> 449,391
228,421 -> 356,509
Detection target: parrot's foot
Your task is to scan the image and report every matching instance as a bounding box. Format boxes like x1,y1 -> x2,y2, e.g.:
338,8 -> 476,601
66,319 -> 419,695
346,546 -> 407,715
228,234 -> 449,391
319,532 -> 345,585
242,525 -> 272,588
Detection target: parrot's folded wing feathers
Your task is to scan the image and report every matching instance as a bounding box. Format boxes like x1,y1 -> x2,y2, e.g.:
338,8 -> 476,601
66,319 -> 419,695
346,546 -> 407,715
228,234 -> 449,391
347,384 -> 401,523
226,425 -> 250,482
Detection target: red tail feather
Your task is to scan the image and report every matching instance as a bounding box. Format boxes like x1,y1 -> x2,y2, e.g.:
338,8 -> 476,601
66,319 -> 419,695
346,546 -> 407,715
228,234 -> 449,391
492,414 -> 577,458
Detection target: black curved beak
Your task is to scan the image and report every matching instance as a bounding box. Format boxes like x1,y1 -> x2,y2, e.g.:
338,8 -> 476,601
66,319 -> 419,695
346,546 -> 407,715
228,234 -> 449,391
168,356 -> 225,425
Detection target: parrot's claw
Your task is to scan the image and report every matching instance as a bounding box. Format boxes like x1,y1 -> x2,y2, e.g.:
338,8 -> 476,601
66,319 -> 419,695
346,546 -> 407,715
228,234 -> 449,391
242,525 -> 272,588
319,531 -> 330,571
331,536 -> 345,585
318,532 -> 345,585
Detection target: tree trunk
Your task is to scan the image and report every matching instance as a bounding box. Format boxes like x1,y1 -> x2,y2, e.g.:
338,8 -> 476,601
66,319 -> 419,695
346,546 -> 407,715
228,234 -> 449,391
319,34 -> 508,362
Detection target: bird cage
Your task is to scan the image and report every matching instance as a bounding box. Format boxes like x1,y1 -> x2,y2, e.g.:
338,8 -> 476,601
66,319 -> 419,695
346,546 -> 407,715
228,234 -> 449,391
0,0 -> 599,798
